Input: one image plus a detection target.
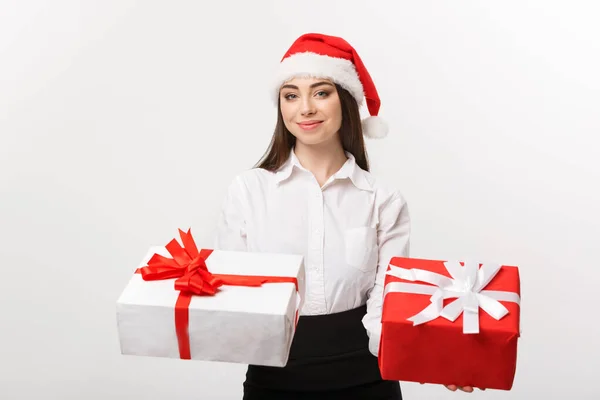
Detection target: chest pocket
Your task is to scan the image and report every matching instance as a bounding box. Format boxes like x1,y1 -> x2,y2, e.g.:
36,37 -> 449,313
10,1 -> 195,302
344,226 -> 378,272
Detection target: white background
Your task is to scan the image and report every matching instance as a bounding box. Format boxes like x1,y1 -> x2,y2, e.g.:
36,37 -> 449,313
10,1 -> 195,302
1,1 -> 599,399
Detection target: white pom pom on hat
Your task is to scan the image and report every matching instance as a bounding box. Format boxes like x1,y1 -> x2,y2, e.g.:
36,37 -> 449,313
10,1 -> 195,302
272,33 -> 388,139
361,116 -> 389,139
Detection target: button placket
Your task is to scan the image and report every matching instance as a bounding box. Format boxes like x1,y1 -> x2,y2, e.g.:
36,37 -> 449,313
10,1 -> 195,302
306,186 -> 326,314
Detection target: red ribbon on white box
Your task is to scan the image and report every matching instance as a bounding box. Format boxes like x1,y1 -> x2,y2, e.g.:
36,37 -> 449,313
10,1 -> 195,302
383,260 -> 521,334
136,228 -> 302,359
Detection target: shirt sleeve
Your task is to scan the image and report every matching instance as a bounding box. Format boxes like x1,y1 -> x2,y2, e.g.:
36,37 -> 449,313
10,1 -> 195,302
362,193 -> 411,357
214,176 -> 248,252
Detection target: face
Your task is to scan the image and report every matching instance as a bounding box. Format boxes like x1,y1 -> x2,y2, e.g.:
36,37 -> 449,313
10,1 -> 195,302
279,77 -> 343,146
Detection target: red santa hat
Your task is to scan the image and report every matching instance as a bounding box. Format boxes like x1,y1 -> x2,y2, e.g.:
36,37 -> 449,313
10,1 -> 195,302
272,33 -> 388,139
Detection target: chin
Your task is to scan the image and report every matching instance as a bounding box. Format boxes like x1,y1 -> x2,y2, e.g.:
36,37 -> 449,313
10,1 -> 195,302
290,125 -> 339,146
295,134 -> 325,145
293,132 -> 333,146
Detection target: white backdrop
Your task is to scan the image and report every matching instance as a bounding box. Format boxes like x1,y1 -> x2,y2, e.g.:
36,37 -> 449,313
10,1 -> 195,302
1,1 -> 599,399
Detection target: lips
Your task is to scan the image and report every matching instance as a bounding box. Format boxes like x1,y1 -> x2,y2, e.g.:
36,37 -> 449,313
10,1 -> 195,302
297,120 -> 323,131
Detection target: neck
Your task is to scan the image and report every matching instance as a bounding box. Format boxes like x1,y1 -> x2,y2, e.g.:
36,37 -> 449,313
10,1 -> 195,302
294,138 -> 347,187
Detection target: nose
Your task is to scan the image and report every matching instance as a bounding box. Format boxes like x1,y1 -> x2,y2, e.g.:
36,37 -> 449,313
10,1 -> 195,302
300,97 -> 316,116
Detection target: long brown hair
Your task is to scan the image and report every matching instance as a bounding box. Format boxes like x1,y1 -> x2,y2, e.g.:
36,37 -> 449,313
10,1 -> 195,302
255,84 -> 370,172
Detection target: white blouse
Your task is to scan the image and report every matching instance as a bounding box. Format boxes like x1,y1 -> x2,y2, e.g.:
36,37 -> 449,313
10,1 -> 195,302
214,150 -> 411,356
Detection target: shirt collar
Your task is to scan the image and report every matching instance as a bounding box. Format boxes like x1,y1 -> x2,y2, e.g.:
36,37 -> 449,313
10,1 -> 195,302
274,148 -> 373,192
273,149 -> 298,185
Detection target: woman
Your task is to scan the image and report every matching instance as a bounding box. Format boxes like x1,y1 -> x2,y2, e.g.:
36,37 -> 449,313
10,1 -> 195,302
215,33 -> 472,399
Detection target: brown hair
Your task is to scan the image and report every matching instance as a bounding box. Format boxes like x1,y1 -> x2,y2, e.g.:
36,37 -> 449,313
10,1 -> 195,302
255,84 -> 370,172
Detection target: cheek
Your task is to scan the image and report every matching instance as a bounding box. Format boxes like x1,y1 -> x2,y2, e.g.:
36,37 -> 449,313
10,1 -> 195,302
325,100 -> 343,129
280,101 -> 296,122
279,103 -> 298,133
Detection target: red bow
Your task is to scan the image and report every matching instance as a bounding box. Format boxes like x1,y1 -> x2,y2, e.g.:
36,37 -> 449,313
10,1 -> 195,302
135,228 -> 299,360
137,229 -> 222,295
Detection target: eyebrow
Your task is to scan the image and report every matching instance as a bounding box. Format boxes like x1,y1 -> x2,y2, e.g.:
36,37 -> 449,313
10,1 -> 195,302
280,81 -> 335,90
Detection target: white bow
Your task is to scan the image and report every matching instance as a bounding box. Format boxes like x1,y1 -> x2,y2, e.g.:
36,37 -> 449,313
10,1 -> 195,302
384,260 -> 520,334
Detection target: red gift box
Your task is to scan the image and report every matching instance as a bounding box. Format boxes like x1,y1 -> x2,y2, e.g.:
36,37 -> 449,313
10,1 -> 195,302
379,257 -> 521,390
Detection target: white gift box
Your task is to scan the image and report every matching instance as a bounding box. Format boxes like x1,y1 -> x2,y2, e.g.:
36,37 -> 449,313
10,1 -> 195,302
116,246 -> 305,367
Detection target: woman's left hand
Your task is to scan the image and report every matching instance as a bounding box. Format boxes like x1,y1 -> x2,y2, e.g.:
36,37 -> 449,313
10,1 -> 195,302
444,384 -> 485,392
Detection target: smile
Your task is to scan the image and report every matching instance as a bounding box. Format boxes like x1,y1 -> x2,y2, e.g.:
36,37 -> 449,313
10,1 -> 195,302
297,121 -> 323,131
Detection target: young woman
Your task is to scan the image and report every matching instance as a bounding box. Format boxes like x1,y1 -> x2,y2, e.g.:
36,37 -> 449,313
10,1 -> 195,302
215,33 -> 472,400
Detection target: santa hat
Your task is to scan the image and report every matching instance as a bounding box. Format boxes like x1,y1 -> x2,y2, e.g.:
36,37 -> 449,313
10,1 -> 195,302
272,33 -> 388,139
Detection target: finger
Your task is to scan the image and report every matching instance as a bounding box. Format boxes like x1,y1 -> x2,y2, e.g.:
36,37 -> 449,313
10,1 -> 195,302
459,386 -> 474,393
445,384 -> 457,391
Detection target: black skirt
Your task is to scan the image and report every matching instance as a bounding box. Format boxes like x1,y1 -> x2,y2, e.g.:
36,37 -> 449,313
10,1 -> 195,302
243,305 -> 402,400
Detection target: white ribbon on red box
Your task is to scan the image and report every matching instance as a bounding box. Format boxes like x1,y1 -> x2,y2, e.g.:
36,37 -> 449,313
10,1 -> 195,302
383,260 -> 521,334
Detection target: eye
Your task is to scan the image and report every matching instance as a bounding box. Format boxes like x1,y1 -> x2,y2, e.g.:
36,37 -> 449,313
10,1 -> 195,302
315,91 -> 329,97
284,93 -> 298,100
